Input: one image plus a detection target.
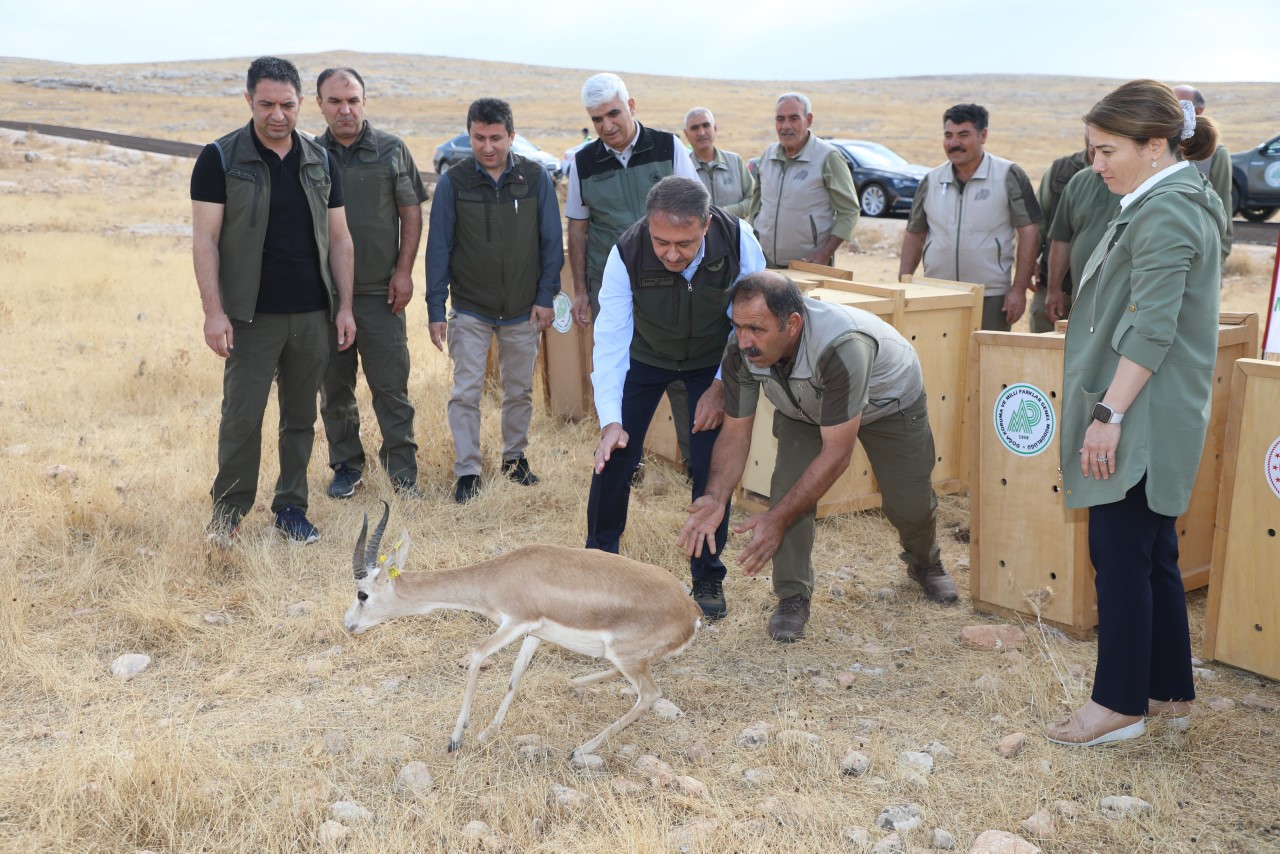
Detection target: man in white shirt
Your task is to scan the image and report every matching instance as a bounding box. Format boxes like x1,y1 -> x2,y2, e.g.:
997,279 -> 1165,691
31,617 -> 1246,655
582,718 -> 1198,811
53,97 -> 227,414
588,177 -> 765,619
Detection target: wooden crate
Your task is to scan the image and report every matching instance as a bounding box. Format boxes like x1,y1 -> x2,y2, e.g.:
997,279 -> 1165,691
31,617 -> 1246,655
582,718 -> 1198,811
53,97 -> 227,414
970,315 -> 1259,638
734,277 -> 983,517
1202,359 -> 1280,680
969,331 -> 1093,638
542,260 -> 595,421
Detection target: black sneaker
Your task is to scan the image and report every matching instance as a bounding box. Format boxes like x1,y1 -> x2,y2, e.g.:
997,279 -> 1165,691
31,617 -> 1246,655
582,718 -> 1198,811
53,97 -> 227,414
273,504 -> 320,544
691,577 -> 727,620
327,463 -> 362,499
392,478 -> 425,500
501,454 -> 540,486
454,474 -> 481,504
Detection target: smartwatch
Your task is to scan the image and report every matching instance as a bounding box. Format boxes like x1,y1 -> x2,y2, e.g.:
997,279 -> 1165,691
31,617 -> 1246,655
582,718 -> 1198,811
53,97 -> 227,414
1091,402 -> 1125,424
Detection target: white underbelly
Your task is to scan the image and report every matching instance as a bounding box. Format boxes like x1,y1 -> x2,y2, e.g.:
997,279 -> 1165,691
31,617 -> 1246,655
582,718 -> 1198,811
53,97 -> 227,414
534,622 -> 610,659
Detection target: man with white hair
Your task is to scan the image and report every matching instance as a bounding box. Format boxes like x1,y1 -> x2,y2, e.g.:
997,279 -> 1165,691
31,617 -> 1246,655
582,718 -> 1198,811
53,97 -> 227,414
750,92 -> 859,268
1173,84 -> 1232,258
685,107 -> 753,218
565,72 -> 699,326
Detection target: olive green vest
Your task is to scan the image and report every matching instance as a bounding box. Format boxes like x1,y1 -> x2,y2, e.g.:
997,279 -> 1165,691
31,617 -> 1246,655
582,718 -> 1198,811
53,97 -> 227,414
575,124 -> 677,285
617,206 -> 740,370
445,154 -> 546,321
211,122 -> 335,321
320,123 -> 422,294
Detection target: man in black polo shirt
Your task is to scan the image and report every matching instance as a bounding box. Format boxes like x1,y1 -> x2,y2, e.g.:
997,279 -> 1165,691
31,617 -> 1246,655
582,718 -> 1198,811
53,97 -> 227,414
191,56 -> 356,545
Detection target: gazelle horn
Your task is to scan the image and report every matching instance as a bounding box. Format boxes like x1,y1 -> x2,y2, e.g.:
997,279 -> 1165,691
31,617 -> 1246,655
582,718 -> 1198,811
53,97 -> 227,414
352,512 -> 369,579
365,500 -> 391,572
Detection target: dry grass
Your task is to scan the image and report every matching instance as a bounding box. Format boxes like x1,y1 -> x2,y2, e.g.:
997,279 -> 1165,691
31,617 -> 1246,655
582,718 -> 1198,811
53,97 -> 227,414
2,58 -> 1280,854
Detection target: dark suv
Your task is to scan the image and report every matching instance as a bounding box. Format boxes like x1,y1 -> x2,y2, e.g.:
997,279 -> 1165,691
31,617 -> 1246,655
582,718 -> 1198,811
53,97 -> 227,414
1230,134 -> 1280,223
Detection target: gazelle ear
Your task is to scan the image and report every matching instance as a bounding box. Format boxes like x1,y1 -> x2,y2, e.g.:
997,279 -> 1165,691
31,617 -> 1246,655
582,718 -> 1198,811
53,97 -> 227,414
378,528 -> 412,579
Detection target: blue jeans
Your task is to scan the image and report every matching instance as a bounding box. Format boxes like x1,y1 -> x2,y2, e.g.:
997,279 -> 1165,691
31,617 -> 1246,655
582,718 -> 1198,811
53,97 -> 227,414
585,359 -> 729,580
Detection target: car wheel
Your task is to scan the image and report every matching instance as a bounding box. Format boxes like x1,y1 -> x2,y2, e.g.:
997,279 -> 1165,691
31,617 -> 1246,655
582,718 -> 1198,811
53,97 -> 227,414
1241,206 -> 1277,223
860,183 -> 888,218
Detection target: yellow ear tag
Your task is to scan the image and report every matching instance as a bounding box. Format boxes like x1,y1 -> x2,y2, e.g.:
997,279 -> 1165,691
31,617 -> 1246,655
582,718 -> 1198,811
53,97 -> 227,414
387,566 -> 401,579
393,539 -> 403,549
378,554 -> 387,563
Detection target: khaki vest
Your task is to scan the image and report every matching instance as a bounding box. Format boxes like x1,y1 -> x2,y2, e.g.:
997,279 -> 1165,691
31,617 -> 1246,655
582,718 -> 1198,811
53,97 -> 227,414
691,148 -> 749,209
211,122 -> 334,321
575,124 -> 677,285
742,298 -> 923,426
753,134 -> 839,266
444,154 -> 547,321
617,206 -> 740,370
921,152 -> 1017,295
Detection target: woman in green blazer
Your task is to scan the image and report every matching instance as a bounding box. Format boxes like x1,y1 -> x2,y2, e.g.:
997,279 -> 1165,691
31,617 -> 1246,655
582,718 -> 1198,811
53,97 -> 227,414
1045,80 -> 1228,746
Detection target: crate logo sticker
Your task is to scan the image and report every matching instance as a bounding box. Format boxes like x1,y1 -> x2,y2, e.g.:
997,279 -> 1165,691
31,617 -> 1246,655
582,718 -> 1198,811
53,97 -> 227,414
1267,436 -> 1280,500
993,383 -> 1055,457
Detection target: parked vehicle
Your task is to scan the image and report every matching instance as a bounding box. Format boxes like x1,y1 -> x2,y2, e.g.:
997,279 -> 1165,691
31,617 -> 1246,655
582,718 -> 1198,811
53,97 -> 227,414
1230,134 -> 1280,222
829,140 -> 928,218
746,139 -> 927,218
433,133 -> 562,181
561,139 -> 591,179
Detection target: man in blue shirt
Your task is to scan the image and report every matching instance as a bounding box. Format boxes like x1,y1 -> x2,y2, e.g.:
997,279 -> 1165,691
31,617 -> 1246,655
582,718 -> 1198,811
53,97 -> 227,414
425,98 -> 564,503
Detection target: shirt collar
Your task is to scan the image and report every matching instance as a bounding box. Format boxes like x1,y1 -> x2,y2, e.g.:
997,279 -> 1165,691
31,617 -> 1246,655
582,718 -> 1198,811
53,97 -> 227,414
679,240 -> 708,282
1120,160 -> 1190,210
472,151 -> 517,185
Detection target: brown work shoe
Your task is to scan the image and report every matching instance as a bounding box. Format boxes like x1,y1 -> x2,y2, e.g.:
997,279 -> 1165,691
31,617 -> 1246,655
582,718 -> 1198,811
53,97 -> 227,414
768,595 -> 811,643
907,562 -> 959,604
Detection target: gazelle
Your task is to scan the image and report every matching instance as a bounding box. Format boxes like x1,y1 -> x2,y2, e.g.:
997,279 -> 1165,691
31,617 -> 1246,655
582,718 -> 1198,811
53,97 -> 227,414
342,502 -> 703,758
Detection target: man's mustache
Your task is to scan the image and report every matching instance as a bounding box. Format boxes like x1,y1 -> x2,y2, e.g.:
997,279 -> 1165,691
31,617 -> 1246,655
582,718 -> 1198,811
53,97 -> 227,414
948,146 -> 966,154
742,345 -> 762,357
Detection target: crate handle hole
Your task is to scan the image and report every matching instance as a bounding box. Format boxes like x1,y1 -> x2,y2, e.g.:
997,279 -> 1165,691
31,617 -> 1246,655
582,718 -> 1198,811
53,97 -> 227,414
999,560 -> 1006,568
1049,390 -> 1057,399
1256,624 -> 1264,632
1052,485 -> 1060,493
1050,572 -> 1057,580
1001,478 -> 1007,486
1269,529 -> 1277,538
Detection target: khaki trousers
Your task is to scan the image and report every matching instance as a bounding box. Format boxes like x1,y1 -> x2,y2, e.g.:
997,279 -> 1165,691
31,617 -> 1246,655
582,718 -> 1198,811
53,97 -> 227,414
320,294 -> 417,483
446,311 -> 541,477
211,311 -> 330,519
769,393 -> 941,600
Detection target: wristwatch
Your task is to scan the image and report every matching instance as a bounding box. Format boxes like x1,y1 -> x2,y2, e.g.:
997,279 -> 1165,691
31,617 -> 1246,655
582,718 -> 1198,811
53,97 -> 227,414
1091,402 -> 1125,424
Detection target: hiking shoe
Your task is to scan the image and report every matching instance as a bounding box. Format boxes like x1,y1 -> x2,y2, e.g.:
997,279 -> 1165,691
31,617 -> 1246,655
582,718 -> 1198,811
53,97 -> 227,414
454,474 -> 482,504
273,504 -> 320,544
205,510 -> 241,549
501,454 -> 540,486
630,458 -> 647,487
327,463 -> 362,499
907,561 -> 959,603
768,594 -> 811,643
392,478 -> 425,500
691,577 -> 727,620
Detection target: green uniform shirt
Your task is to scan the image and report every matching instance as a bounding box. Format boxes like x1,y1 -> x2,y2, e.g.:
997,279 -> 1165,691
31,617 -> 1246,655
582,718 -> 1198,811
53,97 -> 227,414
320,122 -> 428,294
1047,167 -> 1118,295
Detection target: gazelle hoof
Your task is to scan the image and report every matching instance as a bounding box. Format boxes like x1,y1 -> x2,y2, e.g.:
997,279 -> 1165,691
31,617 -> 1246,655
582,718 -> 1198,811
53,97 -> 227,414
447,738 -> 462,753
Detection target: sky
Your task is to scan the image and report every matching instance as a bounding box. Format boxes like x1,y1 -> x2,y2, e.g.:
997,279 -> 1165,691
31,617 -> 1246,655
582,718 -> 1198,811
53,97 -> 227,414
3,0 -> 1277,83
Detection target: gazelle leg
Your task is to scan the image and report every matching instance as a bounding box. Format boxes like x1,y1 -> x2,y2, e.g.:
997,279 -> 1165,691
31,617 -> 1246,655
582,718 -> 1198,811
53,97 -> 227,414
477,635 -> 541,744
571,667 -> 621,686
571,660 -> 660,759
449,620 -> 531,752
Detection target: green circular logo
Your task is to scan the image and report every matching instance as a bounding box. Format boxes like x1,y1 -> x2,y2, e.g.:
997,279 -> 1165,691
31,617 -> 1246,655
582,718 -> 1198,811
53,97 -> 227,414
993,383 -> 1056,457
